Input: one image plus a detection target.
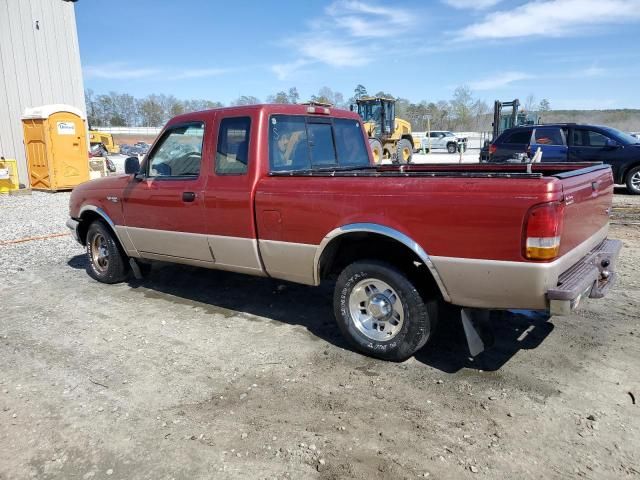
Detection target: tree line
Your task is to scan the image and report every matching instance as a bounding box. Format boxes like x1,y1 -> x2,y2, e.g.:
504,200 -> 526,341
85,85 -> 557,132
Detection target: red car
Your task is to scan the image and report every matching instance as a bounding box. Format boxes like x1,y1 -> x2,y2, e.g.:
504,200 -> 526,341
67,104 -> 621,361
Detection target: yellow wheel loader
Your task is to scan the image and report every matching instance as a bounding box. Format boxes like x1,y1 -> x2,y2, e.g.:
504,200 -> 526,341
355,97 -> 415,164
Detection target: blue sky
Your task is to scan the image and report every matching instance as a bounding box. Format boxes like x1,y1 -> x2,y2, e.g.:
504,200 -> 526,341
76,0 -> 640,109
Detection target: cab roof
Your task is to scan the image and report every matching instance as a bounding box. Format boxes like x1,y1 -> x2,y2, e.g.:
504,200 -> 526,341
167,103 -> 361,127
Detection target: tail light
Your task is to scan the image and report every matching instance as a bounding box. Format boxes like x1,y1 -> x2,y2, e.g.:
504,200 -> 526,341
489,144 -> 497,155
524,202 -> 564,260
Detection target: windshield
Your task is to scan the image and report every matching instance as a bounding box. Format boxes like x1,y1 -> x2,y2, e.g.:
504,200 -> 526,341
599,126 -> 640,145
357,101 -> 382,123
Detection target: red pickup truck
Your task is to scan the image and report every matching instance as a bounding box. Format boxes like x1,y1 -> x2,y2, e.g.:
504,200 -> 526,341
67,104 -> 621,361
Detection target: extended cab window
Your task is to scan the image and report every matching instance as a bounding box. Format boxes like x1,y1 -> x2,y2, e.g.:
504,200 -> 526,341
147,123 -> 204,177
269,115 -> 368,171
216,117 -> 251,175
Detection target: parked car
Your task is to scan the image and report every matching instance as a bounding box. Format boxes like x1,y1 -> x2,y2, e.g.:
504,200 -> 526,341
420,131 -> 467,153
482,123 -> 640,194
133,142 -> 150,154
67,104 -> 620,361
119,144 -> 134,156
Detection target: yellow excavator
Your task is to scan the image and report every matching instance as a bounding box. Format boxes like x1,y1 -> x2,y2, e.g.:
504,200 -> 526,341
355,96 -> 415,164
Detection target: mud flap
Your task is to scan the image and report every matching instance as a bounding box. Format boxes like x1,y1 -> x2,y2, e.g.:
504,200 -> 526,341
129,258 -> 143,280
461,308 -> 494,357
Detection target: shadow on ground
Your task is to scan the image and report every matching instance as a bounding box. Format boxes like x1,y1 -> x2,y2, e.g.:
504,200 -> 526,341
68,255 -> 554,373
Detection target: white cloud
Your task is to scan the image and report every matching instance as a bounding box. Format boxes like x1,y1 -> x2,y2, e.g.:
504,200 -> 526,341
326,0 -> 413,36
271,59 -> 312,80
581,64 -> 607,77
469,71 -> 532,90
299,39 -> 372,67
457,0 -> 640,40
442,0 -> 502,10
169,68 -> 231,80
83,63 -> 160,79
84,63 -> 234,81
271,0 -> 414,79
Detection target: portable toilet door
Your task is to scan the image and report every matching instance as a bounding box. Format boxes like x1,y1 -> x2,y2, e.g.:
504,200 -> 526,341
22,104 -> 90,191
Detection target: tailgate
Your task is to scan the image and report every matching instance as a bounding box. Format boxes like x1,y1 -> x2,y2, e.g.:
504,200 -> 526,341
555,164 -> 614,256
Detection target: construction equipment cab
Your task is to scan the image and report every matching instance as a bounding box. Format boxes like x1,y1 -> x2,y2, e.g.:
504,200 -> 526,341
355,97 -> 415,164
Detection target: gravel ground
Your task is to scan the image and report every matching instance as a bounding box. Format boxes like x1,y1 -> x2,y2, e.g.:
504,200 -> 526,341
0,192 -> 81,275
0,189 -> 638,480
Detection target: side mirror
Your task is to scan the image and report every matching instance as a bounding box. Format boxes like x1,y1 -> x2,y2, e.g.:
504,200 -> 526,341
349,104 -> 354,112
124,156 -> 140,174
604,138 -> 619,149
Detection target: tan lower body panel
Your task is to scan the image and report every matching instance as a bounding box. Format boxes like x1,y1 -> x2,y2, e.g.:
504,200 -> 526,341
258,239 -> 317,285
120,227 -> 265,276
114,226 -> 138,257
430,225 -> 609,310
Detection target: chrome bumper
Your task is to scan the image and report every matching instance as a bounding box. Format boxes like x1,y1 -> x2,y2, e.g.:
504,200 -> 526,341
66,218 -> 81,244
548,239 -> 622,315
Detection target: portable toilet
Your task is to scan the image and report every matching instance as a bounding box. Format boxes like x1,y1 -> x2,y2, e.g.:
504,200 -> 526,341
21,104 -> 89,191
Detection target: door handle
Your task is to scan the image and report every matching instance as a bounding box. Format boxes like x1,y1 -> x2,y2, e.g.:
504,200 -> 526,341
182,192 -> 196,202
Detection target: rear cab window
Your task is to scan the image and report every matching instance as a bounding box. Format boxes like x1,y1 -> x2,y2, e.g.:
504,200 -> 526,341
269,115 -> 369,171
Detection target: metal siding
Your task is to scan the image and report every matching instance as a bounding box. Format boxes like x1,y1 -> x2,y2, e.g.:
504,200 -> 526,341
0,0 -> 22,180
0,0 -> 85,187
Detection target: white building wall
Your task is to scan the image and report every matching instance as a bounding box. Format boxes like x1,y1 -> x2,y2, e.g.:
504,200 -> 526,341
0,0 -> 85,186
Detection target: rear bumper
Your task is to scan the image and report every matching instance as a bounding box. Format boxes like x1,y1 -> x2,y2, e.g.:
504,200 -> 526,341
66,218 -> 81,244
547,239 -> 622,315
429,225 -> 613,310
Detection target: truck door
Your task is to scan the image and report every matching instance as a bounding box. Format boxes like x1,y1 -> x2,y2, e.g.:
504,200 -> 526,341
531,127 -> 568,162
121,122 -> 212,262
202,115 -> 264,275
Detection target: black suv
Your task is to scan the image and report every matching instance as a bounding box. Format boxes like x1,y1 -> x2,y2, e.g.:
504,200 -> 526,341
482,123 -> 640,194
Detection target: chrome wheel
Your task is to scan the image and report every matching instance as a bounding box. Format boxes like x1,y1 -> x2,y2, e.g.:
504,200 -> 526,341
348,278 -> 404,341
631,171 -> 640,190
90,233 -> 109,273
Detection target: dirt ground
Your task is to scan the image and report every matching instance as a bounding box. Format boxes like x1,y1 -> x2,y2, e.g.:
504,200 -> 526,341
0,190 -> 638,480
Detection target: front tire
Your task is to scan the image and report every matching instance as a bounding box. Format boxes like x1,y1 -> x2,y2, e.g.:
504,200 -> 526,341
625,166 -> 640,195
85,220 -> 129,283
334,260 -> 436,361
447,142 -> 457,154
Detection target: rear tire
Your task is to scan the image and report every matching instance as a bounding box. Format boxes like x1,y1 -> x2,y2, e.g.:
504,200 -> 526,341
447,142 -> 457,154
625,166 -> 640,195
369,138 -> 383,165
396,139 -> 413,164
334,260 -> 437,361
85,220 -> 129,284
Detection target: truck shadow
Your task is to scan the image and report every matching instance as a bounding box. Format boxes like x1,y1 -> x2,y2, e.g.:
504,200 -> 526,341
68,255 -> 554,373
415,307 -> 554,373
